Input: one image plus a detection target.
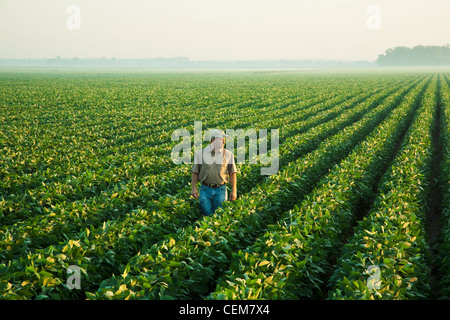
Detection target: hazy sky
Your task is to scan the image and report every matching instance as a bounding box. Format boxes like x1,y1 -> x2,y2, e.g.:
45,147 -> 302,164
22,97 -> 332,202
0,0 -> 449,61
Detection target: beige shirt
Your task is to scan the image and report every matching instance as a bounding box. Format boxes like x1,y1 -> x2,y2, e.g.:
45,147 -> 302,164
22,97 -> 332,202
191,144 -> 237,185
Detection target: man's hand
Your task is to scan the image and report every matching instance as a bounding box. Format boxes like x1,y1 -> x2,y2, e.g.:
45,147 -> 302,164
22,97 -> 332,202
191,187 -> 199,199
229,189 -> 237,201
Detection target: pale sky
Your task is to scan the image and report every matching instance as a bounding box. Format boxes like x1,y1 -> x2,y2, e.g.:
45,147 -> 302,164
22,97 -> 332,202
0,0 -> 449,61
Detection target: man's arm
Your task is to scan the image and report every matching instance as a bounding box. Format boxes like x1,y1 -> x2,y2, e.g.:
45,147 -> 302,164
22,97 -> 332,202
191,150 -> 201,199
229,172 -> 237,201
191,172 -> 199,199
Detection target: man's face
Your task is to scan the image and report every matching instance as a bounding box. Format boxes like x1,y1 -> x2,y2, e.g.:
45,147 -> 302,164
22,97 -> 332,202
212,137 -> 225,149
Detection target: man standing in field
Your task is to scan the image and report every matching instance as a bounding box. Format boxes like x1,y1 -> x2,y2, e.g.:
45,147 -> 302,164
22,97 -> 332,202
191,129 -> 237,216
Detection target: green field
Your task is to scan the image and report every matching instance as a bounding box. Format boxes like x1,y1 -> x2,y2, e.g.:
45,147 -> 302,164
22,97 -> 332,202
0,69 -> 449,300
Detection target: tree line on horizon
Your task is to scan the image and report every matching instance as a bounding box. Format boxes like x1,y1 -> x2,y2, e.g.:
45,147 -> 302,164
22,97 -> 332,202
0,57 -> 373,69
2,45 -> 449,68
377,45 -> 450,66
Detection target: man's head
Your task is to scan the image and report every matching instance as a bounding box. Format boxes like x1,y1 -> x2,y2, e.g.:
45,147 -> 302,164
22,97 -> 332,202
210,129 -> 229,146
209,129 -> 230,153
210,129 -> 228,140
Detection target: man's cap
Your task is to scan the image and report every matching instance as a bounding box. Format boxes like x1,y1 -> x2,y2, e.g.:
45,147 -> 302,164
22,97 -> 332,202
210,129 -> 230,139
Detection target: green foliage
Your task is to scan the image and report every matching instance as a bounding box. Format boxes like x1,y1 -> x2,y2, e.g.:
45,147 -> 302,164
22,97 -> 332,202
209,75 -> 431,300
328,76 -> 439,300
0,71 -> 448,300
435,74 -> 450,299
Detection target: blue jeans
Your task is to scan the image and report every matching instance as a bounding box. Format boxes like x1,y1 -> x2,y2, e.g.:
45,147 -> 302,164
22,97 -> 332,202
199,184 -> 227,216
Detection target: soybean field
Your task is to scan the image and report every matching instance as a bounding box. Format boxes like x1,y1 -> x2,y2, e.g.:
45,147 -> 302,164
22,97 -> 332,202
0,70 -> 449,300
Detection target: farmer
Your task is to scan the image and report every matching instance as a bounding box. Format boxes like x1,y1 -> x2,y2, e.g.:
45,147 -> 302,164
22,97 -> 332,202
191,128 -> 237,216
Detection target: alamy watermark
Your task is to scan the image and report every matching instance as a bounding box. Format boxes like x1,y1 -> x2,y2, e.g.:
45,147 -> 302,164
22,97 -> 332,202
65,5 -> 381,31
171,121 -> 279,175
366,5 -> 381,30
366,265 -> 382,290
66,265 -> 81,290
67,5 -> 81,30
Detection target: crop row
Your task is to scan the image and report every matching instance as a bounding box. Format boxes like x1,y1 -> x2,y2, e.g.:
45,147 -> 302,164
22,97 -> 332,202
0,87 -> 337,224
436,74 -> 450,298
327,75 -> 440,299
0,79 -> 378,258
1,74 -> 377,226
0,75 -> 406,299
0,90 -> 305,222
88,75 -> 424,300
1,72 -> 440,300
0,73 -> 401,249
207,75 -> 431,299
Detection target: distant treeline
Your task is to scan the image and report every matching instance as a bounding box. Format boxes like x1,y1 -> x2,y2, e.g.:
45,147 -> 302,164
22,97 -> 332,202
0,57 -> 374,69
377,45 -> 450,66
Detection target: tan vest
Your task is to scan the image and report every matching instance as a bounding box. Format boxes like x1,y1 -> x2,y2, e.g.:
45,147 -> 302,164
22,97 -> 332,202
191,145 -> 237,185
